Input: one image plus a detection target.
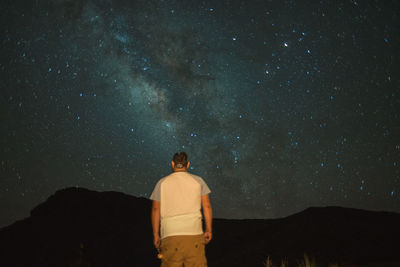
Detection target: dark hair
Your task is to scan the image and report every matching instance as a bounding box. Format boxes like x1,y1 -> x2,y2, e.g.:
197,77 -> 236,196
173,152 -> 188,168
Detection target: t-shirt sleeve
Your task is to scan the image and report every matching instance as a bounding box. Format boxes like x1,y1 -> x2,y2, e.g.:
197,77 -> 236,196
150,180 -> 162,201
198,177 -> 211,196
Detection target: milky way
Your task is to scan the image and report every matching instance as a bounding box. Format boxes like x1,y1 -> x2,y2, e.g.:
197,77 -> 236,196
1,0 -> 399,228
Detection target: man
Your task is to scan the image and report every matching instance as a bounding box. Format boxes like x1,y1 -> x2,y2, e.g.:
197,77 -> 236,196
150,152 -> 212,267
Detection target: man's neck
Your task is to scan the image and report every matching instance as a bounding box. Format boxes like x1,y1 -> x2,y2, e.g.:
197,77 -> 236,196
173,169 -> 187,172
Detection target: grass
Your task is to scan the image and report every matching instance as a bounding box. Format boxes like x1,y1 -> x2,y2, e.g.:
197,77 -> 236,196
265,254 -> 342,267
297,254 -> 316,267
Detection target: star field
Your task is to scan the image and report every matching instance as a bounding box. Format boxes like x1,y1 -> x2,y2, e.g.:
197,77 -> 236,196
1,0 -> 399,228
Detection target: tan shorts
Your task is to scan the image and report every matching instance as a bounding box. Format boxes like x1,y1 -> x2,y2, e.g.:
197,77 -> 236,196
160,234 -> 207,267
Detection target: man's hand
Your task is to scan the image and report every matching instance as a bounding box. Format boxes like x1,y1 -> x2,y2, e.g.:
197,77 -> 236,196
153,234 -> 161,249
204,231 -> 212,244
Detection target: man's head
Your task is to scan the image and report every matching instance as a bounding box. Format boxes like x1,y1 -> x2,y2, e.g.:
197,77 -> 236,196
172,152 -> 190,171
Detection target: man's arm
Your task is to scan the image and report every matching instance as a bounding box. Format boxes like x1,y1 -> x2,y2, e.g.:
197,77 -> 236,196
201,194 -> 213,244
151,200 -> 161,248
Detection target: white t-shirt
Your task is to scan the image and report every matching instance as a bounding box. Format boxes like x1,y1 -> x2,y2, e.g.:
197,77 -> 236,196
150,171 -> 211,239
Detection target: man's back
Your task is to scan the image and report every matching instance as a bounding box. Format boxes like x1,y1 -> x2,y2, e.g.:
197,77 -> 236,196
160,172 -> 202,218
151,171 -> 210,239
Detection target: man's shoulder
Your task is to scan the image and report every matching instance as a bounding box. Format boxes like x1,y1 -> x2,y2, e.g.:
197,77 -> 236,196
159,172 -> 206,184
173,171 -> 202,180
156,172 -> 180,185
188,173 -> 203,180
186,173 -> 207,184
187,173 -> 211,195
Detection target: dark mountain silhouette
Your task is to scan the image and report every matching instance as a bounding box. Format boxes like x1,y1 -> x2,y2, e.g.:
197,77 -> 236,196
1,187 -> 399,267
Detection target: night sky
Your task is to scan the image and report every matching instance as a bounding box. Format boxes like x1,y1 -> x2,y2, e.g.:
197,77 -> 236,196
1,0 -> 399,228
